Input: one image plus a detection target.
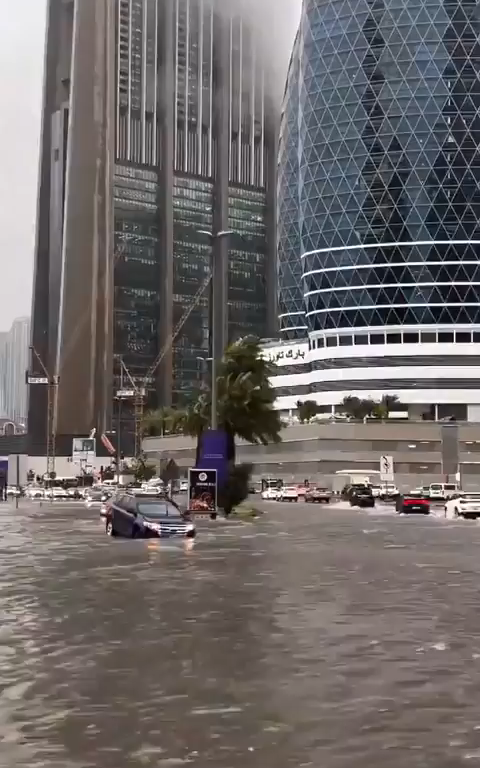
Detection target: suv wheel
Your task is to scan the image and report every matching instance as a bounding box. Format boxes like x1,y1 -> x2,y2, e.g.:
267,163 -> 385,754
106,520 -> 116,536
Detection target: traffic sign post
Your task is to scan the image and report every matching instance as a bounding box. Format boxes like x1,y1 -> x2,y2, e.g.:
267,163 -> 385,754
26,355 -> 60,476
380,455 -> 394,482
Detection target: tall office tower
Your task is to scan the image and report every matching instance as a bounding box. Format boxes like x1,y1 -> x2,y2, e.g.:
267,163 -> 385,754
0,318 -> 30,426
275,0 -> 480,421
277,30 -> 306,341
29,0 -> 277,449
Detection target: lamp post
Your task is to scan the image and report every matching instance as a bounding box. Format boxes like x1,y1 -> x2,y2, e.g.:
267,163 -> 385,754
196,356 -> 212,392
198,229 -> 233,429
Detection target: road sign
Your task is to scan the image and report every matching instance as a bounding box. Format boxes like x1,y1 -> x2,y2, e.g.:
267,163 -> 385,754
25,373 -> 60,385
72,438 -> 96,462
26,374 -> 48,385
116,388 -> 146,398
380,455 -> 394,481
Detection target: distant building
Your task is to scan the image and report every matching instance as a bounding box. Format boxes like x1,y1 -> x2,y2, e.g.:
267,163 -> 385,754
0,317 -> 29,427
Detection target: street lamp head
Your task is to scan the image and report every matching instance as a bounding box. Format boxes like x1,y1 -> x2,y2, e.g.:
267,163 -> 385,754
197,229 -> 234,239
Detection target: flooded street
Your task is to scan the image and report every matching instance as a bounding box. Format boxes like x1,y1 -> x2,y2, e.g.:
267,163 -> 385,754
2,501 -> 480,766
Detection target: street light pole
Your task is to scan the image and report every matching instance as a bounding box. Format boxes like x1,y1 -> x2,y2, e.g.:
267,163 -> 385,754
198,229 -> 233,430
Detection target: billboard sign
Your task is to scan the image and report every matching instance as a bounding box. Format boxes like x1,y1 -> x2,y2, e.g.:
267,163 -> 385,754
196,429 -> 230,490
72,438 -> 96,462
188,468 -> 217,513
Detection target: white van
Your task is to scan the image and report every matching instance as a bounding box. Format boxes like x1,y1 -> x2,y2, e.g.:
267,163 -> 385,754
428,482 -> 459,501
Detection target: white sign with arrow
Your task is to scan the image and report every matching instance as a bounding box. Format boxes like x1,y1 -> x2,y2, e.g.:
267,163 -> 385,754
380,455 -> 394,482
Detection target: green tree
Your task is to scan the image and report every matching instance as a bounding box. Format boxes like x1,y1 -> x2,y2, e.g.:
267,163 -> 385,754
218,463 -> 253,516
130,453 -> 156,482
180,337 -> 282,446
296,399 -> 321,423
142,406 -> 184,437
338,396 -> 376,421
372,394 -> 404,421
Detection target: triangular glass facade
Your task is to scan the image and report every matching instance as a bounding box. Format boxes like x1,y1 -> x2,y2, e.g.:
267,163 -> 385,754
278,0 -> 480,335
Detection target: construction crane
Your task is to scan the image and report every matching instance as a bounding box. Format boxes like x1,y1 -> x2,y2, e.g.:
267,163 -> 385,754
119,272 -> 213,456
27,243 -> 128,473
29,346 -> 58,476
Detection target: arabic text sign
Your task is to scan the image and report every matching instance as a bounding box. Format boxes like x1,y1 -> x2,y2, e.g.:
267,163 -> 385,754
262,343 -> 309,366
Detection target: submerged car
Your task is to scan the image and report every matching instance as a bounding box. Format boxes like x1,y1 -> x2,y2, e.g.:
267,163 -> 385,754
45,486 -> 69,501
349,486 -> 375,508
305,487 -> 331,503
105,494 -> 196,539
25,485 -> 45,500
445,492 -> 480,520
396,494 -> 430,515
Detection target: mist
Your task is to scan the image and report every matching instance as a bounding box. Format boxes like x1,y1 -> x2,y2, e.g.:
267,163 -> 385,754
216,0 -> 303,108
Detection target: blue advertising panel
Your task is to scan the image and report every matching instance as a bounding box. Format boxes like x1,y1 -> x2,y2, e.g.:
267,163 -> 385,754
196,429 -> 230,489
0,458 -> 7,484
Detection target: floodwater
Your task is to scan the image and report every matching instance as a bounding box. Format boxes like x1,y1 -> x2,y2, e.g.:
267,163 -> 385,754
1,500 -> 480,766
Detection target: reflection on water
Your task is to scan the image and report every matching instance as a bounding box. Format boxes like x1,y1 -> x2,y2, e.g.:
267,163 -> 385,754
1,503 -> 480,766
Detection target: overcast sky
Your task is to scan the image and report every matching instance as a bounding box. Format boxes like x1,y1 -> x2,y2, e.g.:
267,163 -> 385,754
0,0 -> 302,333
0,0 -> 47,331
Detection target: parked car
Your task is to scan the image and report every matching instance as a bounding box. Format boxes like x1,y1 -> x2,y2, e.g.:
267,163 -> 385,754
25,485 -> 45,500
445,492 -> 480,520
305,487 -> 331,503
85,486 -> 112,507
428,482 -> 459,501
396,493 -> 430,515
45,486 -> 69,501
6,486 -> 22,497
261,487 -> 280,501
277,486 -> 299,502
349,486 -> 375,508
179,481 -> 188,493
379,484 -> 400,501
105,494 -> 195,539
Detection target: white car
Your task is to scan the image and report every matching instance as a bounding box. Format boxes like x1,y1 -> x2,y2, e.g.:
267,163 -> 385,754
277,486 -> 299,502
261,488 -> 280,501
6,486 -> 21,497
25,485 -> 45,500
179,481 -> 188,493
445,492 -> 480,520
45,487 -> 68,501
429,482 -> 459,501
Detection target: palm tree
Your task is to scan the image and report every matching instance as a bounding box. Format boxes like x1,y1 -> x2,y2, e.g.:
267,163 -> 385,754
141,406 -> 182,437
179,337 -> 282,446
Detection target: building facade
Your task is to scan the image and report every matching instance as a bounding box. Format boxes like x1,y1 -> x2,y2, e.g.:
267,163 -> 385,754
0,318 -> 30,427
276,0 -> 480,417
29,0 -> 277,448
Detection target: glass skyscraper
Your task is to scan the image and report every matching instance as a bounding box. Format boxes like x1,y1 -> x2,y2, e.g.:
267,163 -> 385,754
274,0 -> 480,420
29,0 -> 277,448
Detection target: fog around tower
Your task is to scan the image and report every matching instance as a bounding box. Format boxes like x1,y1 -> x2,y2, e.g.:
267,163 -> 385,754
218,0 -> 303,107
